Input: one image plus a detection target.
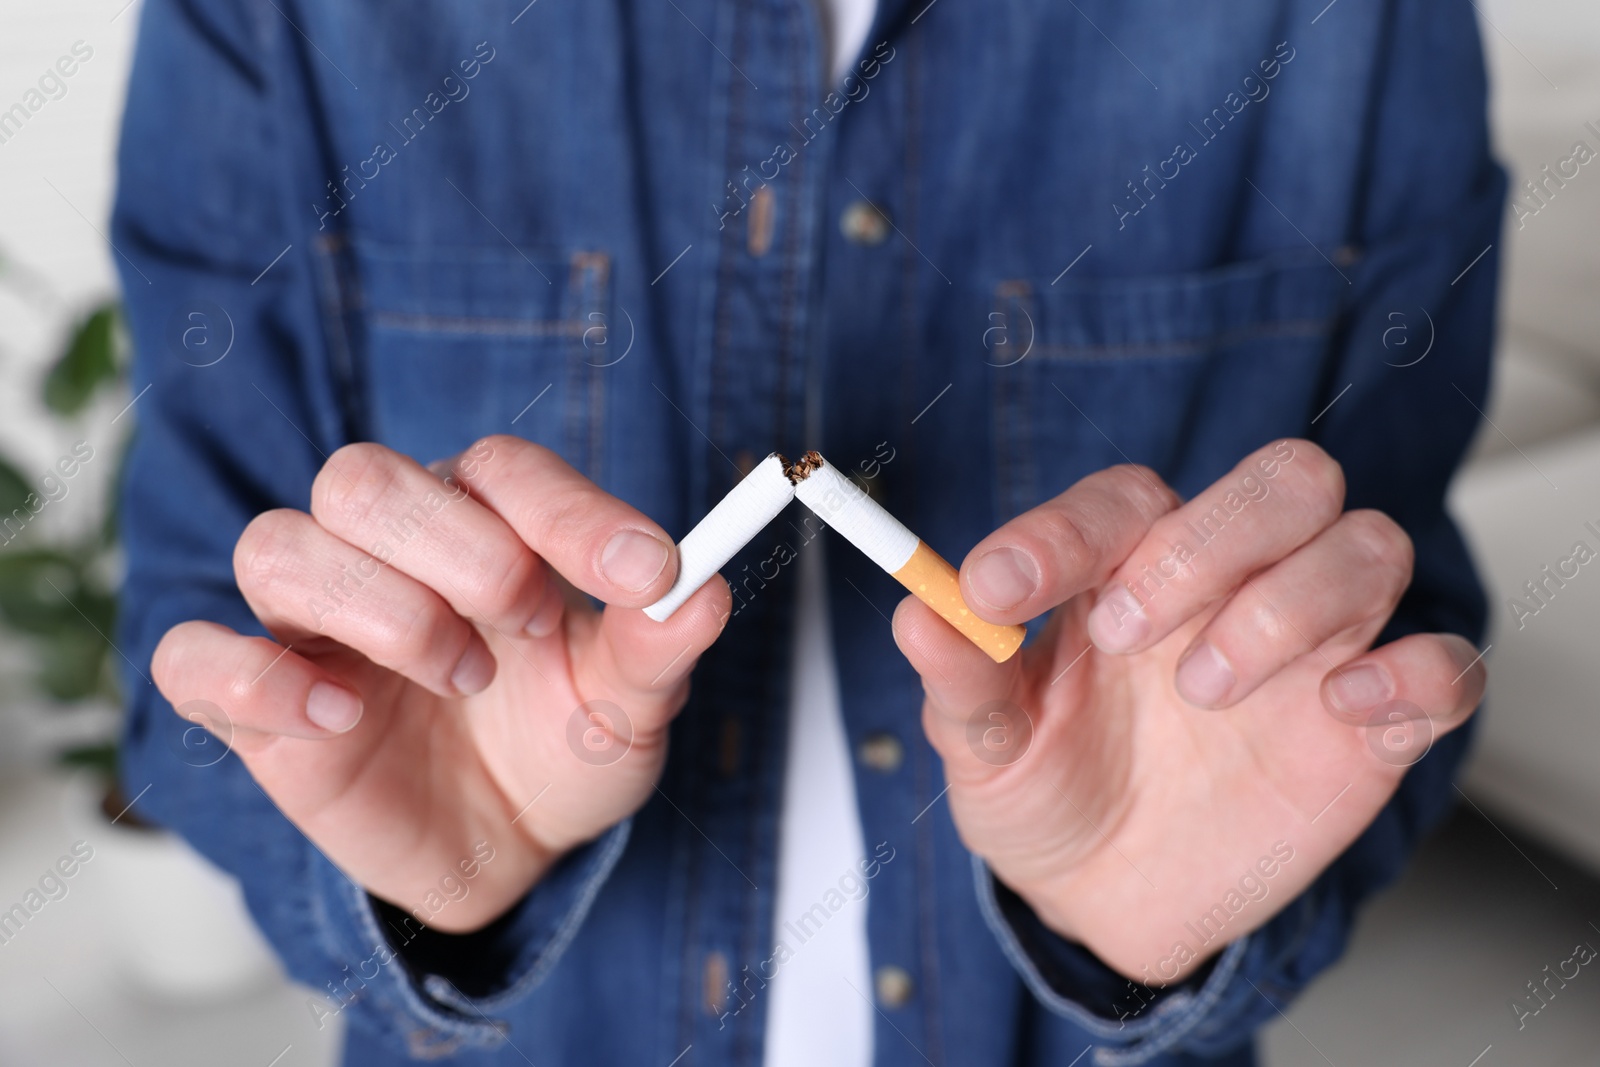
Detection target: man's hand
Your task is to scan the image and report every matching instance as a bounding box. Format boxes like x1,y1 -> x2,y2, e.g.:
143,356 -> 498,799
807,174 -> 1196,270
892,439 -> 1485,985
152,436 -> 728,933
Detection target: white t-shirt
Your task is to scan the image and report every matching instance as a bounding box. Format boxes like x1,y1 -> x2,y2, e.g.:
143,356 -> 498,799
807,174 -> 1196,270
819,0 -> 878,84
764,6 -> 879,1066
764,541 -> 873,1067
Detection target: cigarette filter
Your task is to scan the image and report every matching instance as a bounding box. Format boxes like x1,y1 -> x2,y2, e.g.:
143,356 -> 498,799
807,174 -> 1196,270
644,454 -> 796,621
790,452 -> 1025,663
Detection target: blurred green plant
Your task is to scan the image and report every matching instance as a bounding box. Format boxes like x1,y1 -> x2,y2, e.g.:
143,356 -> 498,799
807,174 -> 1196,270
0,295 -> 129,778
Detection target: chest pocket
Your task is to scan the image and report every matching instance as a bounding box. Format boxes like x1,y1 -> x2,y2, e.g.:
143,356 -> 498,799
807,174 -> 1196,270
987,249 -> 1349,520
336,239 -> 613,473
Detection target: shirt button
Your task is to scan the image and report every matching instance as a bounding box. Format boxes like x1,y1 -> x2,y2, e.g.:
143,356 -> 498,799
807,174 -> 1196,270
840,200 -> 890,246
858,732 -> 904,773
703,951 -> 730,1014
875,965 -> 914,1008
1333,243 -> 1362,267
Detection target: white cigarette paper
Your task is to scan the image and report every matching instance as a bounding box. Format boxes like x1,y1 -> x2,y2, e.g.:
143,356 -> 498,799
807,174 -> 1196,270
644,454 -> 795,621
792,452 -> 1025,663
789,459 -> 919,573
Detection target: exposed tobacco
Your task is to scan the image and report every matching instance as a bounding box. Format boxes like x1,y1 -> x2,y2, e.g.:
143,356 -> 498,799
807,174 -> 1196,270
785,450 -> 825,484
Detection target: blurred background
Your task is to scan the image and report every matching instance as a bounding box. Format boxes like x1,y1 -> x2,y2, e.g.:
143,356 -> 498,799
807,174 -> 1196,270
2,1 -> 1599,1063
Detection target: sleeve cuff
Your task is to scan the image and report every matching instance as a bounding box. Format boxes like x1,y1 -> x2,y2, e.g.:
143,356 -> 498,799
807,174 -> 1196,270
308,820 -> 632,1058
972,855 -> 1250,1065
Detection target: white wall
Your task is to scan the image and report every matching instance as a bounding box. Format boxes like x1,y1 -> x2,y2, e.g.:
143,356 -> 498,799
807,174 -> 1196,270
0,2 -> 140,765
0,0 -> 138,448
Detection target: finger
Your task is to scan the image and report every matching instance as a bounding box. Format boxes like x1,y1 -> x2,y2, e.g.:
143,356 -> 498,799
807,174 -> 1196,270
439,435 -> 678,608
235,509 -> 495,698
1321,632 -> 1486,736
1173,510 -> 1413,708
958,464 -> 1179,624
312,443 -> 557,636
152,620 -> 366,747
1085,439 -> 1344,655
891,594 -> 1025,784
565,577 -> 733,738
523,569 -> 569,638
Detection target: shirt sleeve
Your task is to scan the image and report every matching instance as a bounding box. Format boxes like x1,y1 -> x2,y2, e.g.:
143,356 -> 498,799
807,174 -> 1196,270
111,0 -> 624,1055
975,0 -> 1506,1060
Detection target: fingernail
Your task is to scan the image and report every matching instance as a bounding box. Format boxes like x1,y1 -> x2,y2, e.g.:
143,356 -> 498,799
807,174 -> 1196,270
601,530 -> 671,592
1087,584 -> 1149,653
1326,663 -> 1393,715
1448,638 -> 1486,677
451,641 -> 497,695
1175,642 -> 1235,707
306,682 -> 363,734
524,578 -> 565,638
968,548 -> 1038,610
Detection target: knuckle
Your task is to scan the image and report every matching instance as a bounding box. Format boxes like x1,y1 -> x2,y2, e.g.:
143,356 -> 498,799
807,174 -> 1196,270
1344,509 -> 1414,584
1282,440 -> 1346,519
465,544 -> 540,621
375,598 -> 460,666
1239,594 -> 1292,645
1440,636 -> 1486,694
1112,464 -> 1179,514
235,510 -> 304,593
225,671 -> 258,708
457,434 -> 529,484
1032,506 -> 1096,580
314,443 -> 401,530
492,547 -> 542,615
532,486 -> 598,552
463,434 -> 506,470
471,434 -> 518,458
151,625 -> 190,696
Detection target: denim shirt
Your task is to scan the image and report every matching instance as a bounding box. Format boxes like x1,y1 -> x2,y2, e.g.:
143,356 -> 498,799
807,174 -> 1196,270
111,0 -> 1503,1063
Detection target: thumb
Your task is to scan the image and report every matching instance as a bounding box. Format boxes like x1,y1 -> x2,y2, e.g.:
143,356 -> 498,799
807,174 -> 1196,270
892,595 -> 1034,785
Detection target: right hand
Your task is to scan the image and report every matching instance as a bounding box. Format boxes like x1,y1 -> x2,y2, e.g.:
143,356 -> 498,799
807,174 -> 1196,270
151,436 -> 729,932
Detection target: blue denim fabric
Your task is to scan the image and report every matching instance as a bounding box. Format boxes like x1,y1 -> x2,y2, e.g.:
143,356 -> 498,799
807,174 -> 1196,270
111,0 -> 1503,1063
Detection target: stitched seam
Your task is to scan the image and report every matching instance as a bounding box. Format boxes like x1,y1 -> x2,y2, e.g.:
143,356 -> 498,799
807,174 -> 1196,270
335,870 -> 491,1050
687,0 -> 749,1051
564,255 -> 583,477
896,38 -> 922,519
736,523 -> 786,1067
1026,317 -> 1337,361
707,1 -> 749,493
992,281 -> 1035,523
562,251 -> 609,481
971,853 -> 1199,1042
367,311 -> 584,337
915,724 -> 947,1066
310,233 -> 367,439
473,818 -> 635,1012
773,3 -> 802,462
902,26 -> 946,1067
1093,939 -> 1249,1066
590,254 -> 609,483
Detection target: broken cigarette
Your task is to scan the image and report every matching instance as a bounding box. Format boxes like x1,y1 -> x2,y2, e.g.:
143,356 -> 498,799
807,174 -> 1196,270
644,451 -> 1026,663
644,454 -> 795,622
789,452 -> 1025,663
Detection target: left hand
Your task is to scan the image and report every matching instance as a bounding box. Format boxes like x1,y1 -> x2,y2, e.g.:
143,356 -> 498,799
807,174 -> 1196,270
892,439 -> 1485,985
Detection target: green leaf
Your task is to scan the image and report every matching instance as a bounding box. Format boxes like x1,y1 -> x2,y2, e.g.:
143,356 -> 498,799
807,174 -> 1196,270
99,437 -> 131,549
0,456 -> 31,517
0,550 -> 97,637
35,626 -> 109,702
58,740 -> 118,778
44,305 -> 120,416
